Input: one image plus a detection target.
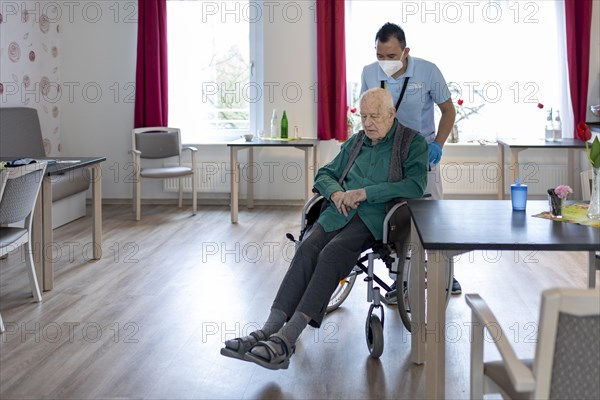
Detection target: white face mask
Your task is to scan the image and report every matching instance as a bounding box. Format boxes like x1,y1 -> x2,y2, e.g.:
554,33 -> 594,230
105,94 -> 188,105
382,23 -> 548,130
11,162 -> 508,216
378,60 -> 403,77
378,50 -> 406,77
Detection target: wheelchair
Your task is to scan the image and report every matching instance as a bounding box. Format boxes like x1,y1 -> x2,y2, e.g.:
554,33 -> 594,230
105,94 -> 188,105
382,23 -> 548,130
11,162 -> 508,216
287,193 -> 453,358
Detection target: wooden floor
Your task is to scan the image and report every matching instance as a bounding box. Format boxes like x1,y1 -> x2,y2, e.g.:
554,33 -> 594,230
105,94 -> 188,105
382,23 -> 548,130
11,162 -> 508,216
0,204 -> 593,399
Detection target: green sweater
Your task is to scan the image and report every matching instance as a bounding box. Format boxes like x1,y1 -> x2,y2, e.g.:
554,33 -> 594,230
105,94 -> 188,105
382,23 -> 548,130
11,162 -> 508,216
313,120 -> 428,240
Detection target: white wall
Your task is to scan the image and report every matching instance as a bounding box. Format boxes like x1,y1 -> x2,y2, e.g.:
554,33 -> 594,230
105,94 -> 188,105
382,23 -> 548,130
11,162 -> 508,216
59,1 -> 137,199
0,0 -> 61,156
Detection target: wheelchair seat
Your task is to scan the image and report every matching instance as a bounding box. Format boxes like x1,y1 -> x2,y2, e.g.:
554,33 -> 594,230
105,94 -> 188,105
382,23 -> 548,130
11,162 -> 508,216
287,192 -> 453,359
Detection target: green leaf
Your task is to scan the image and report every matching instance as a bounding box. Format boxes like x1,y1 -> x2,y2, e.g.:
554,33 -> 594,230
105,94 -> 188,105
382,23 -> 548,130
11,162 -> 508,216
589,136 -> 600,169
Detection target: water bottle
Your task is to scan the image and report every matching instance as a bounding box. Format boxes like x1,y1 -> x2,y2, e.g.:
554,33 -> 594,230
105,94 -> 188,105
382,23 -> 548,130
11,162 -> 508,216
280,110 -> 288,139
270,109 -> 278,138
544,109 -> 553,142
553,110 -> 562,142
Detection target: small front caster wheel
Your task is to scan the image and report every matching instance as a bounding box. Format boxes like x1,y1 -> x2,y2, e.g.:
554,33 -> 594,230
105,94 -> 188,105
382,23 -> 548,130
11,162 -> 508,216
365,314 -> 384,358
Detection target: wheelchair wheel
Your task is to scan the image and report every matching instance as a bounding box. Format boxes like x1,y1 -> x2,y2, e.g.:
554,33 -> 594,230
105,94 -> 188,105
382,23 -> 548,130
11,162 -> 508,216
326,269 -> 358,313
396,256 -> 413,332
365,314 -> 384,359
396,251 -> 453,332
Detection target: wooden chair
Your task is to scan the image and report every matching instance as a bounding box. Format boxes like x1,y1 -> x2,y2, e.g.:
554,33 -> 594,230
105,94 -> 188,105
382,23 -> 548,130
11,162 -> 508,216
0,163 -> 47,333
466,288 -> 600,399
130,127 -> 197,221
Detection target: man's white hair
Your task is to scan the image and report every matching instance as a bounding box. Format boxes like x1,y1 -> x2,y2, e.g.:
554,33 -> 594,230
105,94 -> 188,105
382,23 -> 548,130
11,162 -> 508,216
360,87 -> 394,109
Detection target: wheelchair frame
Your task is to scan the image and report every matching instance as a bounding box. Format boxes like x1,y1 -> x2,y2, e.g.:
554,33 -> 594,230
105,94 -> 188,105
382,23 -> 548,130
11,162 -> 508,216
288,193 -> 453,358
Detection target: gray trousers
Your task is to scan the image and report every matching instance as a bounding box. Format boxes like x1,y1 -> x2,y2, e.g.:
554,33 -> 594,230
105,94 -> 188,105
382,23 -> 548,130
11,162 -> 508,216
272,215 -> 376,328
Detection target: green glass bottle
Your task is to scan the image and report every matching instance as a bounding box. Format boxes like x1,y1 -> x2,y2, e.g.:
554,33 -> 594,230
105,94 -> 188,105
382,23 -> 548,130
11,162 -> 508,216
280,110 -> 288,139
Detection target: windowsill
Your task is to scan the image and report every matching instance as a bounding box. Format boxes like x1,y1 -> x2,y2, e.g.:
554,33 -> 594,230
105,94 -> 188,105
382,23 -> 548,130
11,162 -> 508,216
185,134 -> 321,146
185,138 -> 501,146
182,133 -> 243,146
445,140 -> 498,147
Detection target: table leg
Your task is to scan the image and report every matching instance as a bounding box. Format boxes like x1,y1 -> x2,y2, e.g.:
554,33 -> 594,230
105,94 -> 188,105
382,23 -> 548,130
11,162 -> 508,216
409,218 -> 426,365
588,251 -> 597,289
304,148 -> 310,200
313,143 -> 319,177
32,185 -> 43,290
231,147 -> 239,223
425,249 -> 447,399
91,165 -> 102,260
247,148 -> 254,209
498,144 -> 505,199
42,175 -> 53,291
509,148 -> 520,189
313,144 -> 319,192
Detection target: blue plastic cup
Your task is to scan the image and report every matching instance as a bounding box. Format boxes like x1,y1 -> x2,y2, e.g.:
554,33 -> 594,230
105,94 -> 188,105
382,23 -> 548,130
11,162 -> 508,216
511,179 -> 528,211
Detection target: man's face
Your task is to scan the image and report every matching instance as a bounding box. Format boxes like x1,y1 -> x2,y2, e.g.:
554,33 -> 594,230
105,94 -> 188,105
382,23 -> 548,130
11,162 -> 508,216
376,37 -> 406,61
360,93 -> 395,144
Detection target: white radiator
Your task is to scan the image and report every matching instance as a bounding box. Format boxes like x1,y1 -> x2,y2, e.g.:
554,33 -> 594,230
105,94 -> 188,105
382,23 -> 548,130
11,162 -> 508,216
163,162 -> 231,193
163,162 -> 566,196
441,163 -> 567,196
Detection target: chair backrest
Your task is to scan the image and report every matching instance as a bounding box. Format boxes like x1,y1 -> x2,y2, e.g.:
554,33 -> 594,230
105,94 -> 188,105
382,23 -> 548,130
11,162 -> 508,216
0,107 -> 46,158
533,288 -> 600,399
0,163 -> 47,225
0,169 -> 9,201
580,169 -> 593,201
132,127 -> 181,159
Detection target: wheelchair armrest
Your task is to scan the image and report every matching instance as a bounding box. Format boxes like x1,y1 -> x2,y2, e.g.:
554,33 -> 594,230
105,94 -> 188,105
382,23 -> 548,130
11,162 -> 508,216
382,201 -> 409,244
382,193 -> 431,243
301,193 -> 325,231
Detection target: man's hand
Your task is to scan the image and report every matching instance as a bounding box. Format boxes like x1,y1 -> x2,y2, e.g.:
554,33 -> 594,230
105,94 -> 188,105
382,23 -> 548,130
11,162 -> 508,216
343,189 -> 367,209
428,142 -> 443,165
331,191 -> 350,217
331,189 -> 367,217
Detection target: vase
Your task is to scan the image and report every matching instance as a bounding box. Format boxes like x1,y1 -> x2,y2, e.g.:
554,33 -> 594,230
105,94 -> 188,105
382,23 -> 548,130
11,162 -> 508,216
587,167 -> 600,220
448,125 -> 459,143
548,194 -> 564,218
347,121 -> 354,137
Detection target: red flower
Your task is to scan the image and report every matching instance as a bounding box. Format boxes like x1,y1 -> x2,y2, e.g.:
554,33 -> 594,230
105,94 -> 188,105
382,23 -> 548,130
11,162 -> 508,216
576,122 -> 592,141
457,99 -> 464,106
537,103 -> 544,109
350,107 -> 357,114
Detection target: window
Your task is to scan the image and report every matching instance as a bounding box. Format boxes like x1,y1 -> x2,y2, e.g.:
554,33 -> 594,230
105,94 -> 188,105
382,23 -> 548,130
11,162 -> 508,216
167,0 -> 257,143
346,1 -> 563,142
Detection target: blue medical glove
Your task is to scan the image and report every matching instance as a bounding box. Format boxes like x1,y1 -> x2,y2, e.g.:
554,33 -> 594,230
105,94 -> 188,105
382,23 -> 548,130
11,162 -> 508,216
428,142 -> 443,165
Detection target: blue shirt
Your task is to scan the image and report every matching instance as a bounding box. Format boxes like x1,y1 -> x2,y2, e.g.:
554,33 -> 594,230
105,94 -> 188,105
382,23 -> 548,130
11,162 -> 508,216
360,55 -> 451,144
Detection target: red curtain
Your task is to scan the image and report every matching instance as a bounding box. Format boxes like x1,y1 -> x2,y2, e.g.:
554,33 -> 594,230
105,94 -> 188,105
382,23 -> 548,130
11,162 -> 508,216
565,0 -> 593,140
316,0 -> 347,140
134,0 -> 168,128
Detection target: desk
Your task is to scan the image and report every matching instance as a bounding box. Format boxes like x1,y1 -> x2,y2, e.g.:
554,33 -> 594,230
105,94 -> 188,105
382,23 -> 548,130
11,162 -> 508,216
406,200 -> 599,399
496,138 -> 587,199
227,138 -> 319,223
35,157 -> 105,290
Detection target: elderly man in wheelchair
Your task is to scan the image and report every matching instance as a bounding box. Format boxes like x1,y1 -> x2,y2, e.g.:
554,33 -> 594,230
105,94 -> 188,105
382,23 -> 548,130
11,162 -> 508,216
221,88 -> 429,370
